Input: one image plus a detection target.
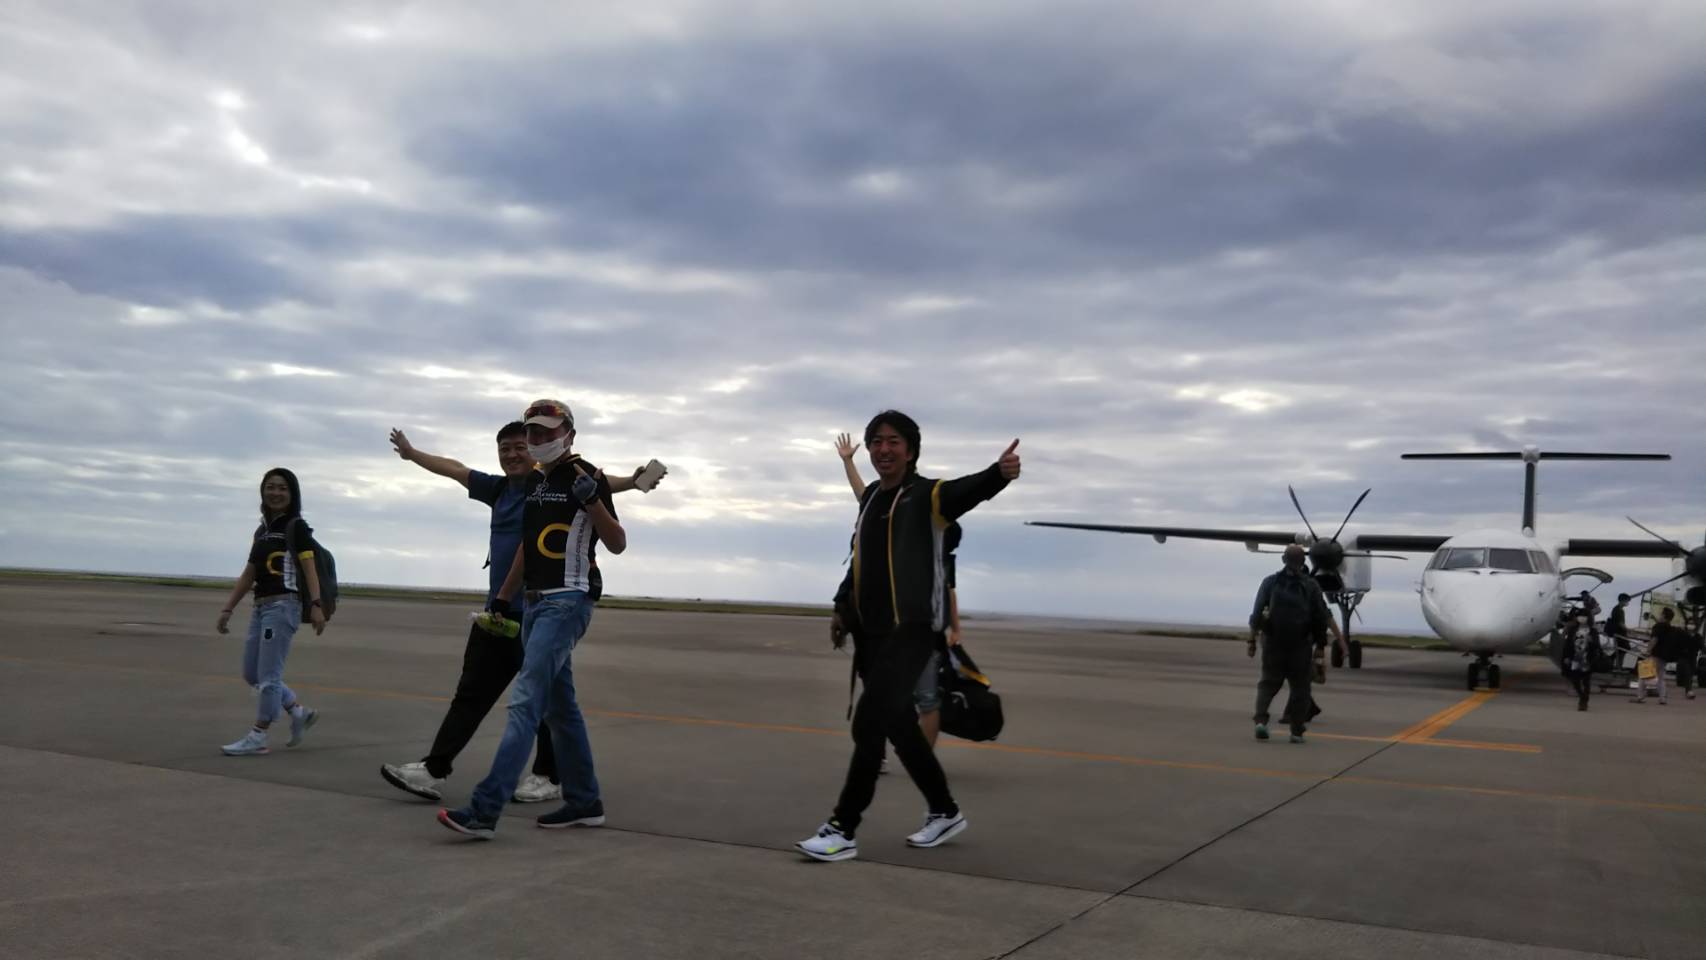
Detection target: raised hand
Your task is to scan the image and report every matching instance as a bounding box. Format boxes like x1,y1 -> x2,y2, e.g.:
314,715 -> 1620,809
389,428 -> 415,461
835,432 -> 860,461
998,438 -> 1021,480
571,461 -> 602,505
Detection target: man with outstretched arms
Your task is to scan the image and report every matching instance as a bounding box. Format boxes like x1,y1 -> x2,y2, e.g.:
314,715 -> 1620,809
796,410 -> 1020,862
436,399 -> 628,840
381,422 -> 661,805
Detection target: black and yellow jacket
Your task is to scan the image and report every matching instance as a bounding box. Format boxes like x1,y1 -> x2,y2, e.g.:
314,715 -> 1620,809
834,464 -> 1010,636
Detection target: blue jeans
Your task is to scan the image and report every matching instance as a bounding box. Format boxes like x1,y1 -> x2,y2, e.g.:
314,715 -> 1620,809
244,598 -> 301,727
469,592 -> 598,820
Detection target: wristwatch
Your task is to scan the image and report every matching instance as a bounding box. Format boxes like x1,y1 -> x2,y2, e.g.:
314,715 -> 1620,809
309,599 -> 323,608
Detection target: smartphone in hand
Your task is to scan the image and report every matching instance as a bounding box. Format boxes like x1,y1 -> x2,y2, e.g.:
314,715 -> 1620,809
635,458 -> 666,492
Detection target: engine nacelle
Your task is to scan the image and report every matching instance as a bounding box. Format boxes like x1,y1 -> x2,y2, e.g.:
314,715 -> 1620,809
1338,554 -> 1374,593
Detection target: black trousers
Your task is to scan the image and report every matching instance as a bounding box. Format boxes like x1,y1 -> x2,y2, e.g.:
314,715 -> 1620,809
834,626 -> 955,835
1677,653 -> 1698,691
1254,638 -> 1314,735
423,621 -> 556,782
1564,668 -> 1592,705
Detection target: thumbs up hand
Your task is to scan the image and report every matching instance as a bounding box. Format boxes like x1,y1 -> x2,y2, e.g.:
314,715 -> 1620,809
998,438 -> 1022,480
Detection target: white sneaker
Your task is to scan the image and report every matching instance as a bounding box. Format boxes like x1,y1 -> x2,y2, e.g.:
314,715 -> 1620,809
905,811 -> 967,848
287,708 -> 318,748
221,729 -> 269,756
796,821 -> 858,862
512,773 -> 561,804
380,761 -> 444,801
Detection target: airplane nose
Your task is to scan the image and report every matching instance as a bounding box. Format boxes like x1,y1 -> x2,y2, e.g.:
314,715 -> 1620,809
1425,573 -> 1543,647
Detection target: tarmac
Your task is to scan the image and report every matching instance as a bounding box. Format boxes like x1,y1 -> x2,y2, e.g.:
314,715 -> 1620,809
2,576 -> 1703,959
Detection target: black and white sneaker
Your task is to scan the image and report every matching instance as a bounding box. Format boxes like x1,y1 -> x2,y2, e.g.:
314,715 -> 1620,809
536,800 -> 606,829
905,811 -> 967,848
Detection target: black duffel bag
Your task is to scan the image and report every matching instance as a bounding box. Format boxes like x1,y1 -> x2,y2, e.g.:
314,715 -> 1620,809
939,643 -> 1004,742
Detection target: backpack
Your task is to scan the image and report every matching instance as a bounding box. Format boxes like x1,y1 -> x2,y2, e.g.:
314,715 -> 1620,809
938,643 -> 1005,742
286,518 -> 339,621
1264,573 -> 1316,638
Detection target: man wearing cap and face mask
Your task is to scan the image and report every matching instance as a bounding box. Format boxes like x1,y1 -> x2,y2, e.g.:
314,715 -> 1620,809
438,399 -> 628,840
379,421 -> 664,806
1248,544 -> 1331,743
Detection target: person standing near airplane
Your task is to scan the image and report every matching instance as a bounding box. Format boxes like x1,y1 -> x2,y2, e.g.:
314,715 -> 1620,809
381,423 -> 661,804
1604,593 -> 1631,654
1638,607 -> 1686,705
1249,544 -> 1329,743
1561,611 -> 1596,711
1674,611 -> 1702,699
797,413 -> 1019,862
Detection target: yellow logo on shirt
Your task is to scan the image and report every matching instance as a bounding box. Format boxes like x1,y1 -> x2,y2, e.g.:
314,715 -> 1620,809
536,523 -> 571,560
266,551 -> 285,576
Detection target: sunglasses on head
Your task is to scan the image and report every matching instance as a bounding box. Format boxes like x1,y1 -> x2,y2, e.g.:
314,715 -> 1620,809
524,402 -> 567,419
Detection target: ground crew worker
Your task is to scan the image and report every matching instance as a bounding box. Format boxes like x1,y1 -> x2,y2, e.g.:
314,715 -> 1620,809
1249,544 -> 1330,743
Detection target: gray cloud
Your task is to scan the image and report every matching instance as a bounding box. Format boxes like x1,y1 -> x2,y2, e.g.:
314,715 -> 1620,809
1,1 -> 1702,631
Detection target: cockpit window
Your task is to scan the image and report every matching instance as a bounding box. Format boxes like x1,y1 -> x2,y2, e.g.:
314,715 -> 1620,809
1489,548 -> 1534,573
1439,548 -> 1487,570
1428,546 -> 1552,573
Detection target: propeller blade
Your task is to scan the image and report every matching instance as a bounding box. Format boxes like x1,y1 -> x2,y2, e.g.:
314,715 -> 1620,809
1342,552 -> 1409,561
1288,485 -> 1319,541
1625,516 -> 1689,558
1330,488 -> 1372,542
1629,571 -> 1691,599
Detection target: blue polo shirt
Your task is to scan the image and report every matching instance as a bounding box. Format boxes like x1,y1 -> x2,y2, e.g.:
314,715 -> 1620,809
468,470 -> 527,606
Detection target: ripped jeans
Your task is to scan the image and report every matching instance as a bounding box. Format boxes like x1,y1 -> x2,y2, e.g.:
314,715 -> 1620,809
244,597 -> 302,726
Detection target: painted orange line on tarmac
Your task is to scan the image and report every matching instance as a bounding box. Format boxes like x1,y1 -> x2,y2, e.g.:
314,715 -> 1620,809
1414,738 -> 1543,755
1392,690 -> 1499,743
1304,731 -> 1540,752
599,708 -> 1315,779
1336,776 -> 1706,815
0,655 -> 1550,777
593,708 -> 844,740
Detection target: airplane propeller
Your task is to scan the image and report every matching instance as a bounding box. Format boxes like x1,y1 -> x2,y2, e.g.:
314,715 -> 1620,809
1623,517 -> 1706,602
1287,485 -> 1377,574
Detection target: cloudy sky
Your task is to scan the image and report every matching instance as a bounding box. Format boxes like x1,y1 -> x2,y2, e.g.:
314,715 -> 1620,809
2,0 -> 1701,631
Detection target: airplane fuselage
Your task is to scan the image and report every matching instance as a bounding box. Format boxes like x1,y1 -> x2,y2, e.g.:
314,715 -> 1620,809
1417,528 -> 1564,655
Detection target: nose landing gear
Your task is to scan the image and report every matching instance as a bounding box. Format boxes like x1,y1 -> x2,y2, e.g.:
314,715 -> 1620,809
1465,655 -> 1501,691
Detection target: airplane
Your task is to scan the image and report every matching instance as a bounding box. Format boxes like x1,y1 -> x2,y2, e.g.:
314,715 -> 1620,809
1030,447 -> 1706,691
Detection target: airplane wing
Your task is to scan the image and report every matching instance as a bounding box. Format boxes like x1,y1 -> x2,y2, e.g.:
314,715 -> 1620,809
1027,523 -> 1455,554
1025,522 -> 1299,546
1350,534 -> 1450,553
1561,539 -> 1688,559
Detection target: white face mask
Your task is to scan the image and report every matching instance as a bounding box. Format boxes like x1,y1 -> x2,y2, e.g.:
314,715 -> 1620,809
527,437 -> 568,463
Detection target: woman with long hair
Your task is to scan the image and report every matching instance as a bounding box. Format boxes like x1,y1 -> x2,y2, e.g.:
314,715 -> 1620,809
214,468 -> 324,755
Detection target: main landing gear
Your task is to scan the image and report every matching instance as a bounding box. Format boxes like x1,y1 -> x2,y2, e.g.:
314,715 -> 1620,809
1327,590 -> 1368,670
1465,654 -> 1501,691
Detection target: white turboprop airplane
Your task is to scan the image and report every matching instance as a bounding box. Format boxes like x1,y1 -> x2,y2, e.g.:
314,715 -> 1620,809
1031,448 -> 1706,690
